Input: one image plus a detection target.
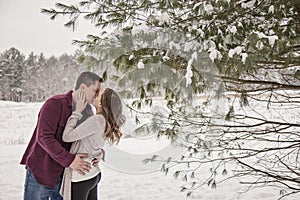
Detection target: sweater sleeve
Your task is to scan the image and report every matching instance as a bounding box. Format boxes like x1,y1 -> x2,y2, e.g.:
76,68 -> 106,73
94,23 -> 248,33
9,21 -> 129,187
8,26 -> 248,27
63,114 -> 106,142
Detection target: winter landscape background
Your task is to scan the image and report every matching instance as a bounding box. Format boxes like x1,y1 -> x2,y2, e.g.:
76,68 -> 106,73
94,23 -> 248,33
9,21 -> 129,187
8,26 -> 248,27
1,0 -> 300,199
0,100 -> 299,200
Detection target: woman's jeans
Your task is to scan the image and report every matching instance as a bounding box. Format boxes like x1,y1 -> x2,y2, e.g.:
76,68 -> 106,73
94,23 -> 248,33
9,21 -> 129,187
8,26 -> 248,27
23,167 -> 63,200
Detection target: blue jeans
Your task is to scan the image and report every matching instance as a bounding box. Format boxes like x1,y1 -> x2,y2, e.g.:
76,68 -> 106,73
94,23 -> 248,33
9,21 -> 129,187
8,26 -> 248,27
23,167 -> 63,200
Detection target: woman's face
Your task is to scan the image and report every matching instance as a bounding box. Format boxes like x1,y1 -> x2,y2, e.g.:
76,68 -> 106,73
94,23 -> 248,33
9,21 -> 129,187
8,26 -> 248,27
93,89 -> 104,112
83,81 -> 101,103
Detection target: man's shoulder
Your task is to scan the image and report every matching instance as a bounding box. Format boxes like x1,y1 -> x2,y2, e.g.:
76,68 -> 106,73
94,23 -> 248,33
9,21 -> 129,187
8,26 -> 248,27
50,91 -> 72,101
41,91 -> 73,111
40,91 -> 73,120
46,90 -> 73,106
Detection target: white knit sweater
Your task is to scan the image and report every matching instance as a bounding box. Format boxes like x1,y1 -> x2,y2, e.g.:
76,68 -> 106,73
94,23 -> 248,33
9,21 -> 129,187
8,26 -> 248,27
60,112 -> 106,200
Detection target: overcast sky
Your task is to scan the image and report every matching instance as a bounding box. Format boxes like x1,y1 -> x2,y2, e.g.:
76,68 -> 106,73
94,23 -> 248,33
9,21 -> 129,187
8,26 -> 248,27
0,0 -> 99,57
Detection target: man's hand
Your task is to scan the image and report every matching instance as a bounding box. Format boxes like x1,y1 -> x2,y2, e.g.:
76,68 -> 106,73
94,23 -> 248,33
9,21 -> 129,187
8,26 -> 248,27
91,149 -> 105,167
69,153 -> 91,175
92,157 -> 99,167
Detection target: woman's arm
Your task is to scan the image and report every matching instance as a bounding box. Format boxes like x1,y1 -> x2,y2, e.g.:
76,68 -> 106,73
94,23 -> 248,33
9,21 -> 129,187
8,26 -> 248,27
62,114 -> 105,142
62,111 -> 83,142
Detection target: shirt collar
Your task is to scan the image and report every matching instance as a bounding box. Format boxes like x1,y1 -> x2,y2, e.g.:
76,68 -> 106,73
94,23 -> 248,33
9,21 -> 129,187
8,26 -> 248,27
66,90 -> 73,107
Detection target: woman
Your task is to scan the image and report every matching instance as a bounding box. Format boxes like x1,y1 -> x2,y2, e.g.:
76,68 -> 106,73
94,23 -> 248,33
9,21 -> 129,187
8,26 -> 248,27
60,88 -> 125,200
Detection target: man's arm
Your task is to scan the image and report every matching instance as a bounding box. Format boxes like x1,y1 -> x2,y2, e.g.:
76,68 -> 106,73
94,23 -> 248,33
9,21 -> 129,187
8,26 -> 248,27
36,99 -> 91,174
36,99 -> 75,167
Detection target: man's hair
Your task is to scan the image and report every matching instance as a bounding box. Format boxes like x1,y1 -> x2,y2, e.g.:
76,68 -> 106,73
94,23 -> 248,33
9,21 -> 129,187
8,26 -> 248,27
75,71 -> 103,89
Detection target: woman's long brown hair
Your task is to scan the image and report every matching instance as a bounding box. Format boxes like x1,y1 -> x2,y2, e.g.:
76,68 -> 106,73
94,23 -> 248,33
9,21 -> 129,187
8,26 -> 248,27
100,88 -> 125,144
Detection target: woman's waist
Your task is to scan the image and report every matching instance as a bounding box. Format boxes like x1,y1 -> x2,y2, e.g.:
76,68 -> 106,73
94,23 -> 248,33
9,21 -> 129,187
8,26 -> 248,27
71,164 -> 101,182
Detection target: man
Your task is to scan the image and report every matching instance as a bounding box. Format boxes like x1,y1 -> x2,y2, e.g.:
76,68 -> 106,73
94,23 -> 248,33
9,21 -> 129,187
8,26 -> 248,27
20,71 -> 103,200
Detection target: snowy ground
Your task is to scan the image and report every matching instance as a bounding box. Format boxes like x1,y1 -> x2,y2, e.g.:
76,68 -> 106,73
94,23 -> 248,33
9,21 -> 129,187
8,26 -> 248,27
0,100 -> 299,200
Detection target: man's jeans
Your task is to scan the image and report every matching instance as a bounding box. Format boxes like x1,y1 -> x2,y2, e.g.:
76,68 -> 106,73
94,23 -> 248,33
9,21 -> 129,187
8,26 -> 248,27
23,167 -> 63,200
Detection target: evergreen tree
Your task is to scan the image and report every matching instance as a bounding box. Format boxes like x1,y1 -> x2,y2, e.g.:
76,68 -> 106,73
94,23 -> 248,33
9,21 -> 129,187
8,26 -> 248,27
42,1 -> 300,198
21,52 -> 84,101
0,47 -> 25,101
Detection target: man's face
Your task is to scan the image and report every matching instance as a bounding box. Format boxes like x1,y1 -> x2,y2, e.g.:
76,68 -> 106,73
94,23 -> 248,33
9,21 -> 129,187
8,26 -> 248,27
83,81 -> 101,103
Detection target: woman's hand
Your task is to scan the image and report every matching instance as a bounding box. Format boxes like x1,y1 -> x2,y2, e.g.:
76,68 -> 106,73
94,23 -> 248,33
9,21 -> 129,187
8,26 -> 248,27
74,91 -> 87,113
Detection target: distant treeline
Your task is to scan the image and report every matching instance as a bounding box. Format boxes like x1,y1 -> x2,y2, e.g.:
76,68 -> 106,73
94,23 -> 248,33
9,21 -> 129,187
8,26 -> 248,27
0,47 -> 86,102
